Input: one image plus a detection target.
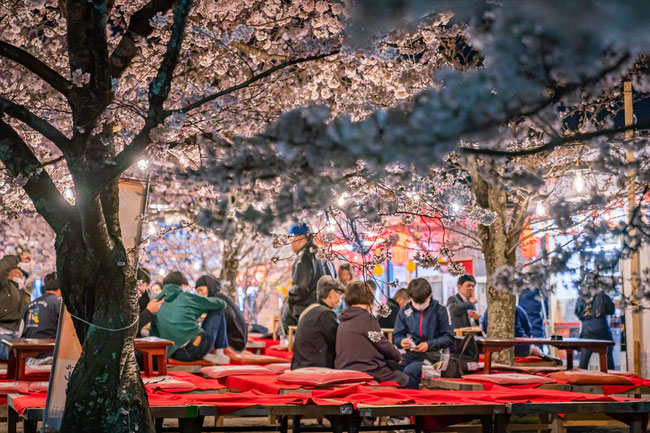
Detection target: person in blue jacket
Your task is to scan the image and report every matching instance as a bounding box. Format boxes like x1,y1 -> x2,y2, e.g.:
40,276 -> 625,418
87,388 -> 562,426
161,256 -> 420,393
519,288 -> 549,338
482,306 -> 561,364
393,278 -> 454,389
575,292 -> 616,370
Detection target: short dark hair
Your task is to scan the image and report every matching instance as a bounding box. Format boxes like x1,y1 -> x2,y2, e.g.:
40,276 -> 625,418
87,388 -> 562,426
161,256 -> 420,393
457,274 -> 476,287
344,281 -> 375,306
394,288 -> 408,300
317,276 -> 345,300
44,272 -> 60,291
137,268 -> 151,285
163,271 -> 188,287
407,278 -> 432,303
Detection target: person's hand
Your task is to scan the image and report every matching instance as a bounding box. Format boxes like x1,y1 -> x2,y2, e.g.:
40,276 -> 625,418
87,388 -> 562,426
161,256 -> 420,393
469,310 -> 481,320
469,296 -> 477,304
400,339 -> 411,350
413,342 -> 428,353
146,298 -> 164,314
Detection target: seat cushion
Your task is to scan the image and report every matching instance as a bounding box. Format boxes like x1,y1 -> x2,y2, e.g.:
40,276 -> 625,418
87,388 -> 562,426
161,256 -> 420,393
266,363 -> 291,374
200,365 -> 273,379
461,373 -> 556,385
548,369 -> 635,386
225,348 -> 287,365
277,367 -> 373,386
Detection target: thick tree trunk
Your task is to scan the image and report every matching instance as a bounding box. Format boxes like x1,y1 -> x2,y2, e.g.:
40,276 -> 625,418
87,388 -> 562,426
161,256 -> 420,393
469,160 -> 517,365
55,213 -> 153,432
220,240 -> 239,298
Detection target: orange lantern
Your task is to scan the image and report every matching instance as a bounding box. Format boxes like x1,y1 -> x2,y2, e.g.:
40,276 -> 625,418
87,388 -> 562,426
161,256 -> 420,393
390,232 -> 410,265
520,226 -> 541,259
373,264 -> 384,276
406,260 -> 417,273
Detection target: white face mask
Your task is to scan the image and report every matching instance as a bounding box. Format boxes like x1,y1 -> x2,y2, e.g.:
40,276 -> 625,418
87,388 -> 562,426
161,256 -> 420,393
11,277 -> 25,290
412,297 -> 431,311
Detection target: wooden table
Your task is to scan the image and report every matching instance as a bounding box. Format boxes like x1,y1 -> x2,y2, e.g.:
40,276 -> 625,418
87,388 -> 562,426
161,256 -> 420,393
2,337 -> 173,379
454,326 -> 482,337
287,326 -> 297,352
473,337 -> 614,373
381,328 -> 393,343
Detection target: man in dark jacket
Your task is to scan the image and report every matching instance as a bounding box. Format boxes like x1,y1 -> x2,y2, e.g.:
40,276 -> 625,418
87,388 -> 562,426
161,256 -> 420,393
378,288 -> 409,329
575,292 -> 616,369
0,254 -> 30,360
292,276 -> 345,369
281,223 -> 336,332
196,275 -> 248,352
136,268 -> 163,337
446,274 -> 480,329
23,272 -> 62,340
519,288 -> 549,338
394,278 -> 455,389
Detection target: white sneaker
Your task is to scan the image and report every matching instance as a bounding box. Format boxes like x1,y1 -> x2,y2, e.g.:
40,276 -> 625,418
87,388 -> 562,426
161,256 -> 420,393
203,353 -> 230,364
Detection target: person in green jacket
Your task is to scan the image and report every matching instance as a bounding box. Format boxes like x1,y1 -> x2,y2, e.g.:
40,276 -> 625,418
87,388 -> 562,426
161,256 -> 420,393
150,271 -> 229,364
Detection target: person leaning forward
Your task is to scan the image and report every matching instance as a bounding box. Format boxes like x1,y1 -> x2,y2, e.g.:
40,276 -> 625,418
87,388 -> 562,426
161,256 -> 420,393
291,276 -> 345,370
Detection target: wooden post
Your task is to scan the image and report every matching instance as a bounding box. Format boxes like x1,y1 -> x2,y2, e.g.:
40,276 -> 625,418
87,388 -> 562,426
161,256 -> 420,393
624,81 -> 642,375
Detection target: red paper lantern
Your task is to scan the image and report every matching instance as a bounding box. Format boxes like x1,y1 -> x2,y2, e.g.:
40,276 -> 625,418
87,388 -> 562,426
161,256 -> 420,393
390,232 -> 410,265
520,226 -> 541,259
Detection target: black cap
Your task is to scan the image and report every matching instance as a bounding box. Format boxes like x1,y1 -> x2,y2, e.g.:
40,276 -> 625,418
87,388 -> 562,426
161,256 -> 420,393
44,272 -> 60,291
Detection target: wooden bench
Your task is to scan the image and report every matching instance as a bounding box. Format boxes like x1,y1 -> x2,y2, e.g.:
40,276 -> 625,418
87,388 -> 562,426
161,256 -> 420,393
245,340 -> 266,355
1,337 -> 173,379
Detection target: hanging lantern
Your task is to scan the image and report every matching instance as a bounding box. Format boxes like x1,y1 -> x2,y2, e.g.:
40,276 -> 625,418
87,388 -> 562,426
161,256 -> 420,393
373,264 -> 384,276
406,260 -> 417,273
520,226 -> 541,259
281,286 -> 288,296
390,232 -> 410,265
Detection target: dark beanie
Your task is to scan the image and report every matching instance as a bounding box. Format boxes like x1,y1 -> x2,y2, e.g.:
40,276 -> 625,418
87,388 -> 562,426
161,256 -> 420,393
196,275 -> 221,297
44,272 -> 60,291
137,268 -> 151,284
162,271 -> 188,287
195,275 -> 209,288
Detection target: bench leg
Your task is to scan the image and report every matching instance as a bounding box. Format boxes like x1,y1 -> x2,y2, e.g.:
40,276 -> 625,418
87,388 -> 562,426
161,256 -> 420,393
292,415 -> 302,433
480,414 -> 493,433
494,414 -> 510,433
155,417 -> 164,433
483,352 -> 491,373
24,419 -> 38,433
8,406 -> 18,433
178,415 -> 204,433
599,351 -> 608,373
566,350 -> 573,370
628,414 -> 643,433
279,415 -> 289,433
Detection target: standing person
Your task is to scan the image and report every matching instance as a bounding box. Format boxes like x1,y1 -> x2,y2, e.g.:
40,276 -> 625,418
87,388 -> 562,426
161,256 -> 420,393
292,276 -> 345,369
0,254 -> 30,360
136,268 -> 163,337
519,287 -> 549,338
23,272 -> 62,339
195,275 -> 248,352
338,263 -> 355,287
281,223 -> 336,333
575,291 -> 616,370
336,281 -> 409,387
378,288 -> 409,329
150,271 -> 229,364
446,274 -> 480,329
393,278 -> 455,389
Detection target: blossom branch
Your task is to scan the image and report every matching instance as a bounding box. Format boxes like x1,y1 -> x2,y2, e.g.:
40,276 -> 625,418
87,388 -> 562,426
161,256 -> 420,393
0,96 -> 70,150
0,41 -> 73,98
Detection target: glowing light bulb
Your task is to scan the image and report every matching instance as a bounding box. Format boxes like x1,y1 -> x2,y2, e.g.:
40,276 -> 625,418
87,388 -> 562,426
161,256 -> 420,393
193,262 -> 201,270
158,268 -> 166,276
137,159 -> 149,170
574,171 -> 584,193
452,202 -> 460,212
535,201 -> 546,217
148,223 -> 157,235
337,193 -> 347,207
64,187 -> 74,201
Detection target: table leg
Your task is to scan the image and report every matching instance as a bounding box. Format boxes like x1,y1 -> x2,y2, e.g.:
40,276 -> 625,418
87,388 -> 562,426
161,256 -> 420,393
7,350 -> 17,380
17,354 -> 27,381
8,406 -> 18,433
280,415 -> 289,433
483,352 -> 492,374
288,328 -> 294,352
143,353 -> 152,377
158,354 -> 167,376
599,351 -> 608,373
565,349 -> 573,370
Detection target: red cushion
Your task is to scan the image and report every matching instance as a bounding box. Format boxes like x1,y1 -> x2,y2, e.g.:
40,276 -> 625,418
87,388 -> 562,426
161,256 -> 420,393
548,369 -> 635,386
168,358 -> 215,366
143,376 -> 197,392
0,381 -> 31,394
25,365 -> 51,375
200,365 -> 273,379
268,344 -> 289,352
277,368 -> 373,386
514,356 -> 546,363
266,363 -> 291,374
461,373 -> 556,386
27,382 -> 49,393
225,348 -> 287,365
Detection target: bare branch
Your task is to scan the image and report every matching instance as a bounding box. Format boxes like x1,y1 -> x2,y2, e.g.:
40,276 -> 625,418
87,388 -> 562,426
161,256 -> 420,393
0,96 -> 70,150
0,119 -> 73,231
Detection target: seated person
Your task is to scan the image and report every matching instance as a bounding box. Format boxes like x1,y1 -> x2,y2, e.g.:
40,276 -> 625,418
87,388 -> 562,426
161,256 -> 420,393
136,268 -> 163,337
0,254 -> 30,360
150,271 -> 229,364
393,278 -> 455,389
23,272 -> 62,339
292,276 -> 345,369
482,306 -> 561,364
446,274 -> 481,329
336,281 -> 408,387
195,275 -> 248,352
378,288 -> 409,329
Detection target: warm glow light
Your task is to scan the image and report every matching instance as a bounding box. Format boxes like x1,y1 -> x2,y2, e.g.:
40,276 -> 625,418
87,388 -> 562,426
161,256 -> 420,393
137,159 -> 149,170
574,171 -> 585,193
148,223 -> 157,235
64,187 -> 74,201
535,201 -> 546,217
158,268 -> 166,276
337,193 -> 347,207
193,262 -> 201,270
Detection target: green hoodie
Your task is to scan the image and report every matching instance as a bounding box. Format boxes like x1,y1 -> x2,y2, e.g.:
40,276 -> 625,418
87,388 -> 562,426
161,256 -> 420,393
150,284 -> 226,354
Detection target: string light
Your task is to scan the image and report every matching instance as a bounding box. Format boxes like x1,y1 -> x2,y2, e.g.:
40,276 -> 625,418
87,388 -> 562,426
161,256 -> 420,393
337,193 -> 347,207
158,268 -> 166,276
148,223 -> 157,236
535,201 -> 546,217
574,171 -> 585,193
64,187 -> 74,202
137,159 -> 149,170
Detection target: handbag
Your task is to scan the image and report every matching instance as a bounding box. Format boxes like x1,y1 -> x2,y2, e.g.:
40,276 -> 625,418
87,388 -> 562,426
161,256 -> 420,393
422,332 -> 479,378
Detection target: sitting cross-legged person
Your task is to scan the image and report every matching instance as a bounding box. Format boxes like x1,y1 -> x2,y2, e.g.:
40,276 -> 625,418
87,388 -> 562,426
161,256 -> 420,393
393,278 -> 455,389
335,281 -> 409,387
292,276 -> 345,369
23,272 -> 62,339
150,271 -> 229,364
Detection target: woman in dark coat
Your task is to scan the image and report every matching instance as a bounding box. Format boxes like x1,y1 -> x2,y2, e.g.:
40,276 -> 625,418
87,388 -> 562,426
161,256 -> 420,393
575,291 -> 616,369
335,281 -> 408,387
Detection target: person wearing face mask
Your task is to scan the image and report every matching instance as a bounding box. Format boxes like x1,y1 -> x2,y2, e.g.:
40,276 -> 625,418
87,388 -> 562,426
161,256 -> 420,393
291,276 -> 345,369
0,254 -> 31,360
393,278 -> 455,389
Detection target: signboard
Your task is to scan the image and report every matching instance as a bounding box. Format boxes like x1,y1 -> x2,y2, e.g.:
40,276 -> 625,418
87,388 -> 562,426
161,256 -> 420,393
42,306 -> 82,432
118,178 -> 148,256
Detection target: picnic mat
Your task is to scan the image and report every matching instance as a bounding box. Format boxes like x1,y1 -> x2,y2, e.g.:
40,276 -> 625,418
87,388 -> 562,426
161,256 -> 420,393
224,374 -> 400,394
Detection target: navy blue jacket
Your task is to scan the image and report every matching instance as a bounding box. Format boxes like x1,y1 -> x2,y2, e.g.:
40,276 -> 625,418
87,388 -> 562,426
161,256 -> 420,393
519,288 -> 548,338
393,300 -> 454,351
482,306 -> 532,357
